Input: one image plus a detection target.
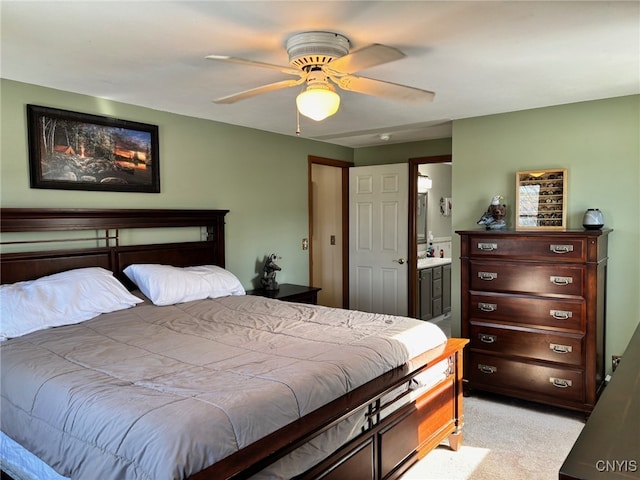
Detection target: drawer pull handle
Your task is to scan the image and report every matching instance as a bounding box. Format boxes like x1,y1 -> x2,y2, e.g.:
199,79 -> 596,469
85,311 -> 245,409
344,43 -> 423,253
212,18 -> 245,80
478,271 -> 498,281
550,244 -> 574,254
550,276 -> 573,286
478,364 -> 497,374
550,310 -> 573,320
478,302 -> 497,312
477,242 -> 498,251
550,343 -> 573,354
550,377 -> 573,388
479,334 -> 497,344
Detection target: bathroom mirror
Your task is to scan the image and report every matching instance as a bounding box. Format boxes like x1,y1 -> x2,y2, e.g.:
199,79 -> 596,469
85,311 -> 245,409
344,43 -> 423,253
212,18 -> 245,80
417,193 -> 427,244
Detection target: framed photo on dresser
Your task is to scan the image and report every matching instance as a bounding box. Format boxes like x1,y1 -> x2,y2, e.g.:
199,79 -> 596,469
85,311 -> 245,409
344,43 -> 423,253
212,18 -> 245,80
515,168 -> 567,230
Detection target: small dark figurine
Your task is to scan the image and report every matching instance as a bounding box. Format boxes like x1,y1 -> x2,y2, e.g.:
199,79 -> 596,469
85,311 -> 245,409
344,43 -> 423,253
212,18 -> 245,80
477,194 -> 507,230
260,253 -> 281,290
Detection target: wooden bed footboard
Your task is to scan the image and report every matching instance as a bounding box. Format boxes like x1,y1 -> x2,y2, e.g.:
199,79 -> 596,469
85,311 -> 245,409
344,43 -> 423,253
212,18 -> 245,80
191,338 -> 468,480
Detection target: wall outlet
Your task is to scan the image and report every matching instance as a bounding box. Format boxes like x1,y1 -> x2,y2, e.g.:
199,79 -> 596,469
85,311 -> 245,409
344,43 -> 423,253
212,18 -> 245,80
612,355 -> 622,372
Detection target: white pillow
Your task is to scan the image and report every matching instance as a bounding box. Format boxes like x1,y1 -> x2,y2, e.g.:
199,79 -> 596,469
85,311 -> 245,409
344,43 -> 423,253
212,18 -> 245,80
0,267 -> 143,341
123,264 -> 245,306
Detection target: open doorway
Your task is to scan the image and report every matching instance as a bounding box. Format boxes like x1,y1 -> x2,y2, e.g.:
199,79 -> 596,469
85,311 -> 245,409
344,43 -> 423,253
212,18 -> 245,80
408,154 -> 452,318
308,155 -> 353,308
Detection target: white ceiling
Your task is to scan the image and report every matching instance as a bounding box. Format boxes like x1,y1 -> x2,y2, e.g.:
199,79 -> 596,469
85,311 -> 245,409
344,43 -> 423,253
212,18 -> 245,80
2,1 -> 638,148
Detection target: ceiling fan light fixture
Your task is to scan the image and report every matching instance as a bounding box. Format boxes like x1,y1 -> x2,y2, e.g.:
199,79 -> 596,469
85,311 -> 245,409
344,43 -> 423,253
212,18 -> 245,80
296,82 -> 340,121
209,30 -> 435,121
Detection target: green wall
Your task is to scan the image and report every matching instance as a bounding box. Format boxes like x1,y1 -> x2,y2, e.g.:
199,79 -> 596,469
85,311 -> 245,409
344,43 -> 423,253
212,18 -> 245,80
450,95 -> 640,366
2,79 -> 638,368
0,79 -> 353,287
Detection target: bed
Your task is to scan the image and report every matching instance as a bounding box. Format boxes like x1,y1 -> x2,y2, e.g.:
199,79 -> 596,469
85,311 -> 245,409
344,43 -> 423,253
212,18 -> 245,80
0,208 -> 467,480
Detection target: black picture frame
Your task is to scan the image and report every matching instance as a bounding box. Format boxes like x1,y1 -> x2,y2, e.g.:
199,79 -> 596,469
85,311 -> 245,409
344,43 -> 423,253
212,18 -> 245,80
27,104 -> 160,193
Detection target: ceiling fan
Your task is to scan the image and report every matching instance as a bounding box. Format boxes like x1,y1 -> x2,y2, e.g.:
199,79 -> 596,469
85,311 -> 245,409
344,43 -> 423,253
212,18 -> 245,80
206,31 -> 435,121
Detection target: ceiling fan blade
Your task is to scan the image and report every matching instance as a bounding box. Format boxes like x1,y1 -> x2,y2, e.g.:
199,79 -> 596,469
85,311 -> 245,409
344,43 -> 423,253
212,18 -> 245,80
213,78 -> 305,104
333,74 -> 435,102
324,44 -> 405,74
206,55 -> 301,76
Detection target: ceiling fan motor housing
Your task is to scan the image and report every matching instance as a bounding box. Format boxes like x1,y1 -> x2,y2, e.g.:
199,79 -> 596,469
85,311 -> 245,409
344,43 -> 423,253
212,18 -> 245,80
286,31 -> 350,70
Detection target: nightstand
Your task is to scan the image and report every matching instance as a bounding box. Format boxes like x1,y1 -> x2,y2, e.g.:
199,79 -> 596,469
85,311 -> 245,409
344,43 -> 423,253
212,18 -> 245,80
245,283 -> 321,305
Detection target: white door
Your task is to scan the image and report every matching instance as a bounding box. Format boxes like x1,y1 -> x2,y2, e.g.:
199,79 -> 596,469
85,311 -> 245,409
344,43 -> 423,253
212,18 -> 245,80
349,163 -> 409,316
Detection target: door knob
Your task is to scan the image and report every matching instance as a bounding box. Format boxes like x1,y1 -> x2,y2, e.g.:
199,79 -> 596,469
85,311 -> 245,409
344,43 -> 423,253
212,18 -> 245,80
393,258 -> 406,265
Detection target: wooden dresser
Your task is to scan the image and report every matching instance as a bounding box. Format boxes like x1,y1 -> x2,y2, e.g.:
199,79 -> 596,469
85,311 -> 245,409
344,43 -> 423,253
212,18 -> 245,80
456,229 -> 610,414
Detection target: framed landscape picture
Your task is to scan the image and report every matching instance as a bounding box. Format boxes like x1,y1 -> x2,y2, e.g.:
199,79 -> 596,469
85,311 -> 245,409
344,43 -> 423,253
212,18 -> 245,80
27,104 -> 160,193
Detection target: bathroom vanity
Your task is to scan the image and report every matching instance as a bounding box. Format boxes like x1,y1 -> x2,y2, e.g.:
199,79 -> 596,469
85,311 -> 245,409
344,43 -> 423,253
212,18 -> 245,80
418,257 -> 451,321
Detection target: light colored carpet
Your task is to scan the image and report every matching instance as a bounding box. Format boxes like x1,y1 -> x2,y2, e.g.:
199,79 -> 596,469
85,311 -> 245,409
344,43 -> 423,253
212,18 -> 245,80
401,393 -> 585,480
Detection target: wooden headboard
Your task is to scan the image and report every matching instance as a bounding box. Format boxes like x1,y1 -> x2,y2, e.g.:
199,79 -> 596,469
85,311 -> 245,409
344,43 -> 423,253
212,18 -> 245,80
0,208 -> 229,286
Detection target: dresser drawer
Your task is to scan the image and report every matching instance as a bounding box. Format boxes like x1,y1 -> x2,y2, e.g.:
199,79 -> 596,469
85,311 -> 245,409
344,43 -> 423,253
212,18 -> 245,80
470,261 -> 584,297
469,293 -> 585,331
467,236 -> 586,262
469,353 -> 584,403
469,324 -> 583,366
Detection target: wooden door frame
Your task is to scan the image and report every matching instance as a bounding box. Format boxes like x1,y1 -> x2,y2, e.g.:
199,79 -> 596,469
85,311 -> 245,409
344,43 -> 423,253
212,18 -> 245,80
308,155 -> 354,309
408,154 -> 453,318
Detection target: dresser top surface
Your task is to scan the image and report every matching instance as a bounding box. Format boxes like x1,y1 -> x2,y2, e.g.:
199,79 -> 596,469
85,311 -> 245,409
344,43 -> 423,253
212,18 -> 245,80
456,228 -> 612,236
